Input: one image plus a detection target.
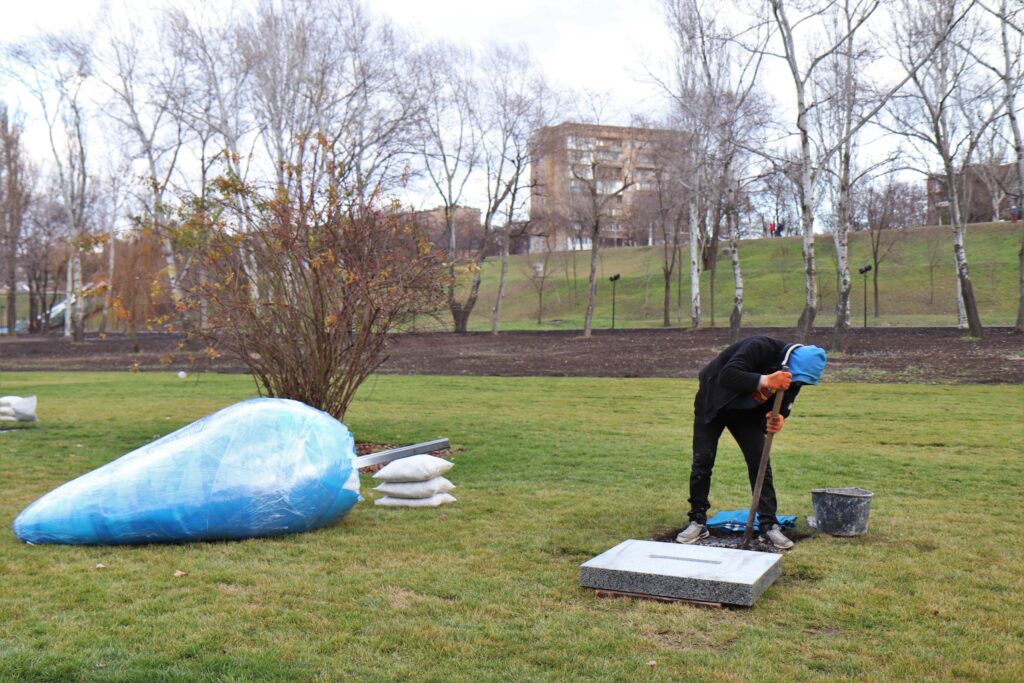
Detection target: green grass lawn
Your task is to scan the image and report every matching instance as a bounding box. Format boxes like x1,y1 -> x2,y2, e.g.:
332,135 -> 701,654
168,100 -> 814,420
1,371 -> 1022,681
417,222 -> 1024,331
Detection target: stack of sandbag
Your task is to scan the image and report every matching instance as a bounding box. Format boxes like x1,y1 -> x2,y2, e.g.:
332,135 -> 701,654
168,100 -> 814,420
372,454 -> 455,508
0,395 -> 37,422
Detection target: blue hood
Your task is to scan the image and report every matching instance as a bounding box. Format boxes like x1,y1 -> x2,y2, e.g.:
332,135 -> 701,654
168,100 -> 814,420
788,345 -> 827,385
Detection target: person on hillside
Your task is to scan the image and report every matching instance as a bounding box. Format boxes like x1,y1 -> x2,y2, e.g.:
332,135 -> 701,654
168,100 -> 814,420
676,336 -> 827,549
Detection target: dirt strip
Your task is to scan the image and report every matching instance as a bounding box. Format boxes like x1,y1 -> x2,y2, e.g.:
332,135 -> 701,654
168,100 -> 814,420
1,327 -> 1022,384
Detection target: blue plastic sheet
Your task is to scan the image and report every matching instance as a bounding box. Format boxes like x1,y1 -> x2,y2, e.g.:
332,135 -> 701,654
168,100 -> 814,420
13,398 -> 361,545
706,510 -> 797,533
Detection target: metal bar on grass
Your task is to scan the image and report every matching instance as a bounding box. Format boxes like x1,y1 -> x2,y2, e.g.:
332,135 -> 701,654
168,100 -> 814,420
354,438 -> 450,468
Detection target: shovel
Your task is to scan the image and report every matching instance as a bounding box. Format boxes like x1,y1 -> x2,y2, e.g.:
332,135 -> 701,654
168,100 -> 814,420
740,368 -> 788,549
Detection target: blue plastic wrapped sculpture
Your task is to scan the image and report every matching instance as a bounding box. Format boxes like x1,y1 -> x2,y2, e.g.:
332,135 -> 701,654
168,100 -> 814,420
12,398 -> 362,545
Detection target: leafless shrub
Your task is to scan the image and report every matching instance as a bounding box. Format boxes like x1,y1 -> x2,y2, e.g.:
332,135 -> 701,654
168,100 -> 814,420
188,171 -> 445,420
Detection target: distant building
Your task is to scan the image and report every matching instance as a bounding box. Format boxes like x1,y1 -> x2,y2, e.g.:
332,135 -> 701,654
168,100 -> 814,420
529,122 -> 688,252
926,163 -> 1020,225
406,206 -> 484,259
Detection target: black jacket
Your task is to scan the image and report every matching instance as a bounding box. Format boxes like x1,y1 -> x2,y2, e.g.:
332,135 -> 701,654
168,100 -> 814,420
694,336 -> 803,423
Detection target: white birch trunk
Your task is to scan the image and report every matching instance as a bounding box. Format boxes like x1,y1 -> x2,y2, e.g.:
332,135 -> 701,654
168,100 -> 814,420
689,199 -> 701,329
64,253 -> 73,337
71,247 -> 84,339
728,211 -> 744,343
490,228 -> 509,335
954,253 -> 967,329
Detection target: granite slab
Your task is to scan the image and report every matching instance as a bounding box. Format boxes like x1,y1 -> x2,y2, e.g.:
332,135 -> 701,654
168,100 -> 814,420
580,539 -> 782,606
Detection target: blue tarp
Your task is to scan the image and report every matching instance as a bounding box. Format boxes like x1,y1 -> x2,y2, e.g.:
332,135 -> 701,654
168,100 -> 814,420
13,398 -> 361,545
707,510 -> 797,533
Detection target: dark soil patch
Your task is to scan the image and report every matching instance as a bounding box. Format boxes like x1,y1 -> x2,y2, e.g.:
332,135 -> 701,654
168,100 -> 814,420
1,326 -> 1022,384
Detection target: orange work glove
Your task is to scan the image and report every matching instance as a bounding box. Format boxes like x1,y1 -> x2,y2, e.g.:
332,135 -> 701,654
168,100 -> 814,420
766,413 -> 785,434
762,371 -> 792,391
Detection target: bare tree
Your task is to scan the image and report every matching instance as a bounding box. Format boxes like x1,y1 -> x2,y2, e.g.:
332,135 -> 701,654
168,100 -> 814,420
96,10 -> 191,327
626,135 -> 687,327
810,1 -> 896,351
860,179 -> 912,317
417,42 -> 480,333
663,0 -> 770,334
0,105 -> 30,334
766,0 -> 971,341
6,32 -> 94,341
969,0 -> 1024,331
188,168 -> 445,420
21,192 -> 67,333
524,239 -> 555,325
889,0 -> 997,337
482,44 -> 555,335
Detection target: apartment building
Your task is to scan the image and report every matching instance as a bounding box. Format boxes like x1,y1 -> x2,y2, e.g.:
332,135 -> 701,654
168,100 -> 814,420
926,162 -> 1021,225
406,205 -> 484,259
529,122 -> 687,252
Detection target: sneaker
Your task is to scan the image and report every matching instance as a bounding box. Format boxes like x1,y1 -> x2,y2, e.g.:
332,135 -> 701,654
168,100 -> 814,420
675,521 -> 709,544
764,524 -> 794,550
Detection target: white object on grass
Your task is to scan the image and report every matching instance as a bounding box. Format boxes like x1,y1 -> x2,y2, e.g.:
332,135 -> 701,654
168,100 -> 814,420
373,492 -> 456,508
372,454 -> 453,483
0,396 -> 37,422
373,476 -> 454,499
177,371 -> 188,379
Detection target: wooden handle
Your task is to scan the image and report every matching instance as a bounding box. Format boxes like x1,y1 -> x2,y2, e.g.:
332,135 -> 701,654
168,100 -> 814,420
740,366 -> 789,548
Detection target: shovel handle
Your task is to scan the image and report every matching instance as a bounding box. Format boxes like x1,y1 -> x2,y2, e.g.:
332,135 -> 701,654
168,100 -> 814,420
740,367 -> 788,549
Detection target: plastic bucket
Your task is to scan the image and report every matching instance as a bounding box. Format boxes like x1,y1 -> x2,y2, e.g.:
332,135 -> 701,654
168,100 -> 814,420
810,487 -> 873,536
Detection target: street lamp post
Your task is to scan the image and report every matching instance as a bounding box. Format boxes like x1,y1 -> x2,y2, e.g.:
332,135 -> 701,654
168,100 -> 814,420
858,265 -> 873,328
609,274 -> 621,329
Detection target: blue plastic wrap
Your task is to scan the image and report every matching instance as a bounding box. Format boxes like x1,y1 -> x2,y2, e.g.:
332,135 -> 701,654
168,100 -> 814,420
12,398 -> 361,545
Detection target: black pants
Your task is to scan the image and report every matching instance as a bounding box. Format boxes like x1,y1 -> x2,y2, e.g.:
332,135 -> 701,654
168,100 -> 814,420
687,409 -> 779,529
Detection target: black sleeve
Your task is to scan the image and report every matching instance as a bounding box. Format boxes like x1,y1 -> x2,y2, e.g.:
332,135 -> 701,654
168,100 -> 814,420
778,383 -> 801,418
718,338 -> 777,394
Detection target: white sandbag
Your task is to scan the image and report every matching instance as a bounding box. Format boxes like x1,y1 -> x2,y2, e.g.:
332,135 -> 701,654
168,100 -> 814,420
373,454 -> 453,483
0,396 -> 37,422
373,476 -> 454,499
373,492 -> 456,508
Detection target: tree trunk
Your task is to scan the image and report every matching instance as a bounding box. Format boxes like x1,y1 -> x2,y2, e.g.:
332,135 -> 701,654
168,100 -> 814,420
689,200 -> 701,329
27,284 -> 38,334
796,198 -> 817,341
452,306 -> 471,334
99,229 -> 115,334
1016,230 -> 1024,332
954,256 -> 968,329
953,235 -> 983,336
872,265 -> 880,318
947,176 -> 983,337
663,268 -> 672,327
71,247 -> 84,342
64,254 -> 72,338
490,229 -> 509,335
536,282 -> 544,324
709,256 -> 717,328
582,227 -> 600,338
6,251 -> 15,335
728,211 -> 744,344
832,226 -> 851,353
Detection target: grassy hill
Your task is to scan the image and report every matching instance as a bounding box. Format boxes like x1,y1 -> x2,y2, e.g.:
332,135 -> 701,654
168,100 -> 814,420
422,222 -> 1023,332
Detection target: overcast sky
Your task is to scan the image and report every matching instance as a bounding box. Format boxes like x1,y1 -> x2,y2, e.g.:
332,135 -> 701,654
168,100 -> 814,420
1,0 -> 680,125
1,0 -> 696,209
